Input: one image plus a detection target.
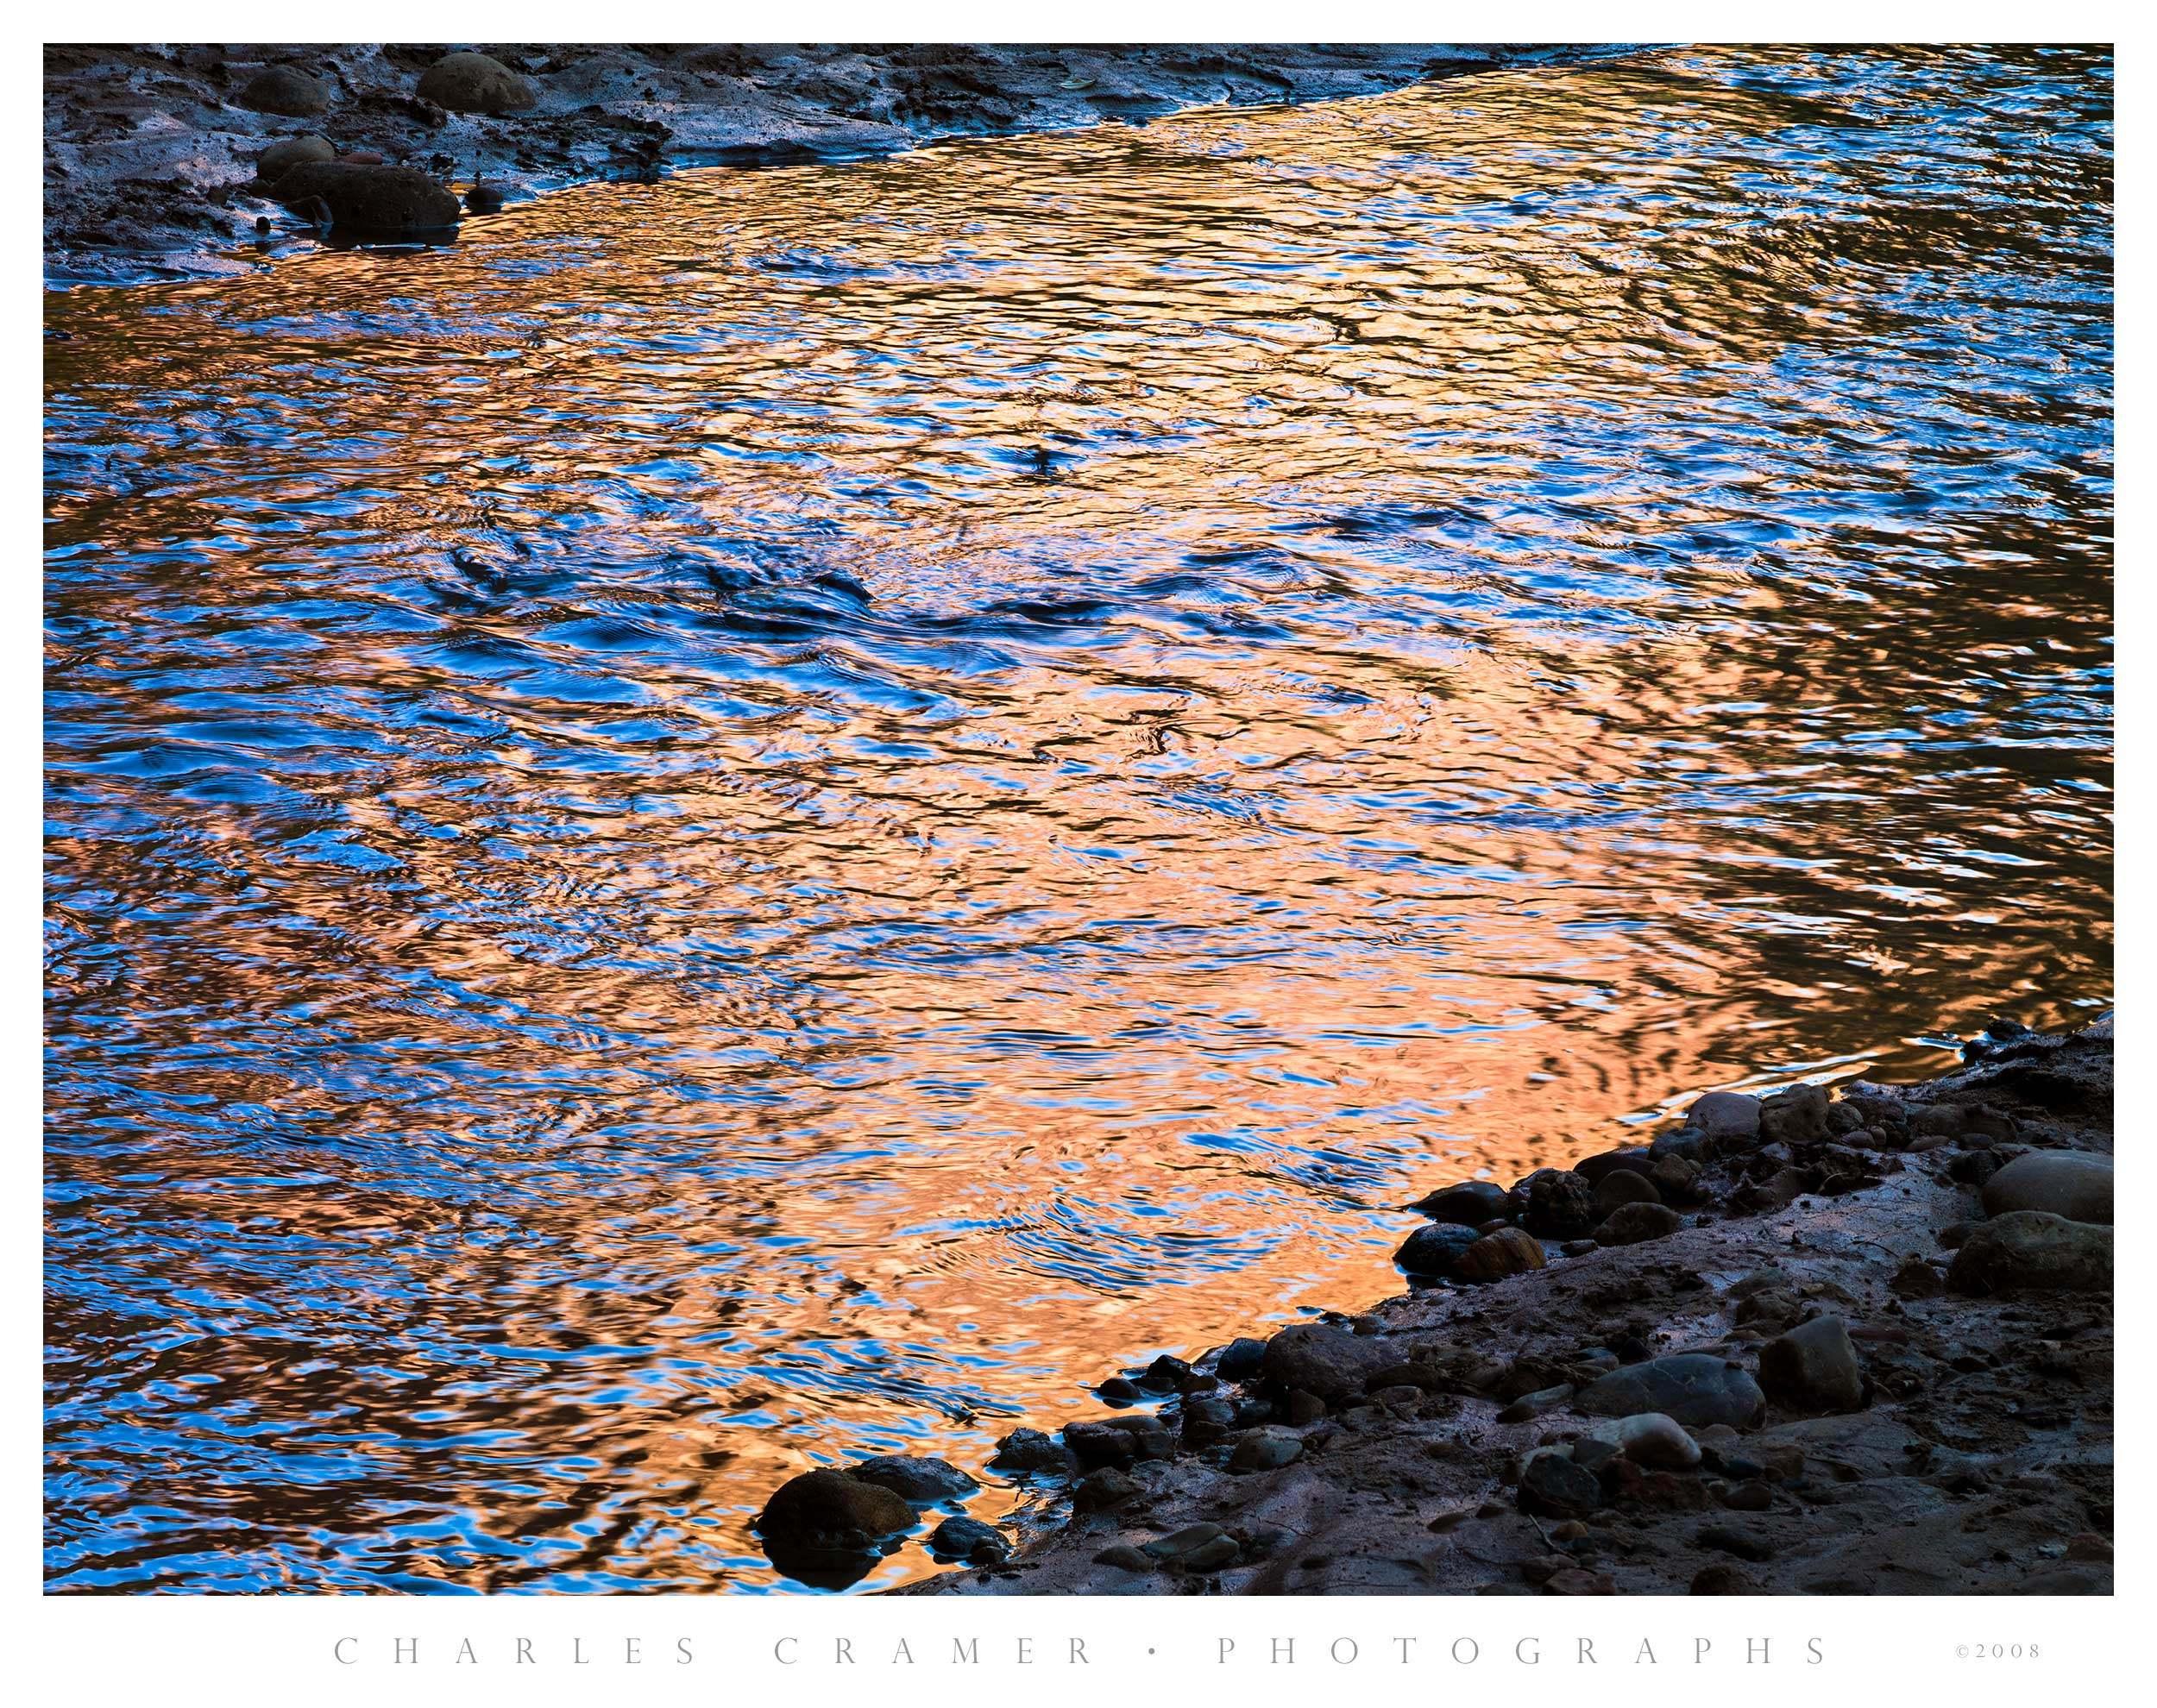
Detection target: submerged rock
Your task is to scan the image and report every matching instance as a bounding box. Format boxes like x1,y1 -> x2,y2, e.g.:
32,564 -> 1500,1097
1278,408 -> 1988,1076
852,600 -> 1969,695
1980,1152 -> 2113,1225
847,1454 -> 977,1504
1948,1211 -> 2112,1295
238,65 -> 332,116
418,50 -> 538,115
757,1468 -> 915,1554
265,162 -> 461,235
1577,1354 -> 1765,1429
1758,1315 -> 1865,1414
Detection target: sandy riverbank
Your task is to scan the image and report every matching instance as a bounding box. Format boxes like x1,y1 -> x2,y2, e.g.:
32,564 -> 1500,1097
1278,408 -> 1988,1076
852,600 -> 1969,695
752,1016 -> 2114,1595
44,42 -> 1626,283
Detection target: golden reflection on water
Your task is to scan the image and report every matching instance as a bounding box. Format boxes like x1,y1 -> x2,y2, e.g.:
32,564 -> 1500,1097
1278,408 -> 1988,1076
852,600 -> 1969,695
45,44 -> 2110,1591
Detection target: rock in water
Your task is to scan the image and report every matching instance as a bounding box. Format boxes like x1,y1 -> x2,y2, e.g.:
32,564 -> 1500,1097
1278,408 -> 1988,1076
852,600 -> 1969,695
1980,1152 -> 2113,1225
418,51 -> 539,115
1213,1336 -> 1267,1382
1576,1354 -> 1765,1429
1758,1315 -> 1865,1414
265,162 -> 462,235
846,1454 -> 977,1503
1512,1169 -> 1596,1237
1395,1221 -> 1481,1276
1948,1211 -> 2113,1295
238,66 -> 331,116
757,1468 -> 915,1552
1409,1179 -> 1509,1225
987,1429 -> 1066,1474
1688,1090 -> 1762,1143
1257,1323 -> 1388,1400
1594,1201 -> 1682,1246
928,1515 -> 1009,1563
1453,1225 -> 1546,1281
255,135 -> 336,181
1573,1146 -> 1656,1185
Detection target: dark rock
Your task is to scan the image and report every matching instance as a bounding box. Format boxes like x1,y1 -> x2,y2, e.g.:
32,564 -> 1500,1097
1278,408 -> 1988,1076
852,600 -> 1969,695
1948,1212 -> 2113,1295
1495,1383 -> 1574,1423
1759,1316 -> 1865,1414
1143,1522 -> 1238,1570
255,135 -> 335,181
1096,1376 -> 1144,1403
1981,1152 -> 2112,1225
1890,1256 -> 1945,1299
1592,1169 -> 1660,1215
1697,1523 -> 1774,1562
1949,1147 -> 2010,1188
417,51 -> 538,115
1258,1323 -> 1389,1400
1137,1353 -> 1192,1392
757,1469 -> 915,1554
1594,1201 -> 1682,1246
238,65 -> 331,117
1577,1354 -> 1765,1429
1650,1154 -> 1708,1205
1409,1179 -> 1510,1224
1512,1169 -> 1597,1237
1072,1467 -> 1140,1510
1718,1479 -> 1775,1511
1092,1542 -> 1152,1571
1179,1396 -> 1236,1445
1395,1221 -> 1482,1276
1690,1563 -> 1762,1593
1518,1451 -> 1601,1519
1213,1337 -> 1267,1383
1688,1090 -> 1762,1143
1229,1426 -> 1303,1472
1649,1127 -> 1708,1163
1064,1421 -> 1139,1469
988,1429 -> 1067,1475
265,162 -> 461,235
1573,1146 -> 1656,1185
847,1454 -> 977,1504
1283,1390 -> 1326,1426
1455,1225 -> 1547,1282
1546,1567 -> 1616,1594
1758,1083 -> 1831,1146
928,1515 -> 1009,1563
1734,1286 -> 1803,1330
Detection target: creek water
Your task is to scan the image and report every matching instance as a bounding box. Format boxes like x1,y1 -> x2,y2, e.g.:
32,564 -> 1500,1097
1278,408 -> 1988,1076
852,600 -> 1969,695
44,44 -> 2111,1592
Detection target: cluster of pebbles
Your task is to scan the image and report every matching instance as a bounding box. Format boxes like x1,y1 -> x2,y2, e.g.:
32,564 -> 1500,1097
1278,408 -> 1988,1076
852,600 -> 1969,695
753,1016 -> 2113,1595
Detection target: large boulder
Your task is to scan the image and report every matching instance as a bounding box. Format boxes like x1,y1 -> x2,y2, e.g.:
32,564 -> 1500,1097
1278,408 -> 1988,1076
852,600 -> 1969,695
1257,1323 -> 1389,1400
238,66 -> 332,116
1948,1212 -> 2112,1295
1576,1354 -> 1764,1429
1981,1152 -> 2112,1225
418,51 -> 538,115
266,162 -> 462,235
1758,1315 -> 1865,1414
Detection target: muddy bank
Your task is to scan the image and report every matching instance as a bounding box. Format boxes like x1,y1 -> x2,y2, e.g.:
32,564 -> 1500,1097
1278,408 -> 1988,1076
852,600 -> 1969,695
760,1017 -> 2113,1594
44,42 -> 1626,283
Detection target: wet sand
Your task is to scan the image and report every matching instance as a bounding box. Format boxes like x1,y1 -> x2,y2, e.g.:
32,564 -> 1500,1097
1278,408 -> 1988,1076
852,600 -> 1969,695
44,42 -> 1624,281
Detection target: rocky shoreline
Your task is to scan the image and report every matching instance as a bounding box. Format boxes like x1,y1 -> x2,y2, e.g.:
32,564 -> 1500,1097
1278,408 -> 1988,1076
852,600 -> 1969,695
752,1017 -> 2114,1595
44,42 -> 1626,284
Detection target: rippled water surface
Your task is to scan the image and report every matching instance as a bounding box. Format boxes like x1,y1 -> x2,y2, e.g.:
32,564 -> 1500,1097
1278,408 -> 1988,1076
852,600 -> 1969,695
45,44 -> 2112,1592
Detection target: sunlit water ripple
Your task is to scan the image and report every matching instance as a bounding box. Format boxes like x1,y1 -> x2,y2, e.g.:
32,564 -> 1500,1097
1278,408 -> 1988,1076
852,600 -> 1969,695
44,44 -> 2111,1592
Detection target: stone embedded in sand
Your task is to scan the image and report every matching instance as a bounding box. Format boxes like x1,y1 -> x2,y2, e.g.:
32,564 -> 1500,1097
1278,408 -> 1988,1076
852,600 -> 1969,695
756,1468 -> 915,1552
1072,1467 -> 1141,1509
1613,1411 -> 1702,1470
1257,1322 -> 1390,1400
1595,1200 -> 1682,1246
1453,1225 -> 1546,1282
1578,1353 -> 1765,1429
1144,1522 -> 1236,1569
1518,1448 -> 1600,1518
1948,1211 -> 2112,1295
1410,1178 -> 1510,1225
1758,1315 -> 1865,1414
1512,1168 -> 1597,1237
1980,1151 -> 2112,1225
1690,1562 -> 1763,1593
254,135 -> 335,181
1229,1425 -> 1303,1471
266,161 -> 462,234
418,51 -> 539,115
1593,1168 -> 1660,1215
847,1453 -> 977,1503
1688,1090 -> 1763,1143
1395,1221 -> 1481,1276
238,65 -> 332,117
